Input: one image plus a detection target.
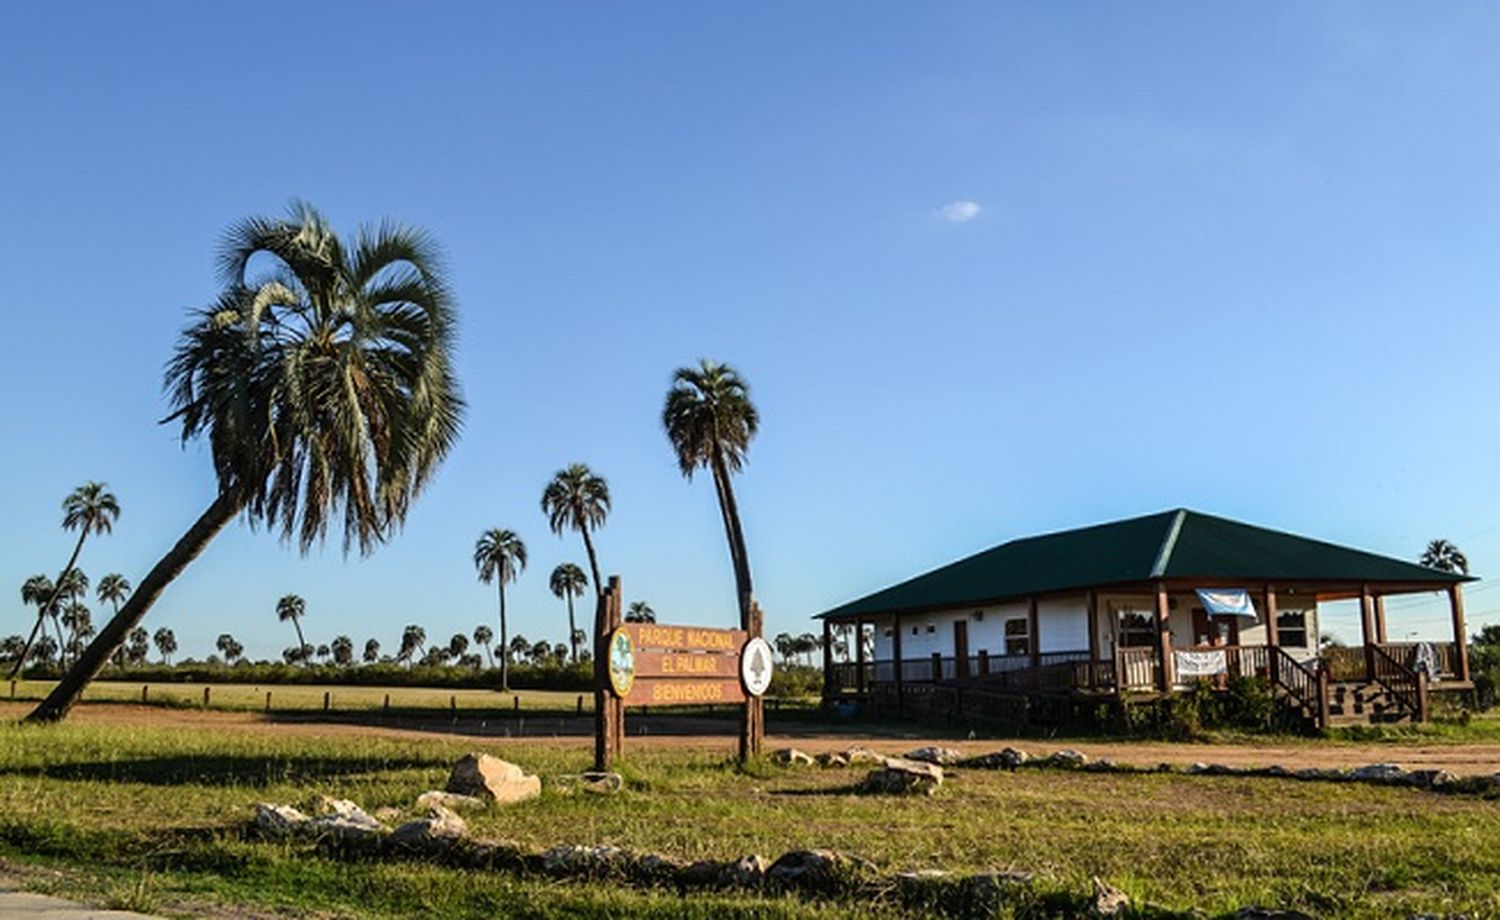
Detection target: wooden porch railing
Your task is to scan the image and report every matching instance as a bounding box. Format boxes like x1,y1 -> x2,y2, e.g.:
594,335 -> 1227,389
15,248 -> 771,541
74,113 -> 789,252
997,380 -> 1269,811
1377,641 -> 1459,680
1269,645 -> 1328,729
1371,644 -> 1429,721
1115,646 -> 1158,691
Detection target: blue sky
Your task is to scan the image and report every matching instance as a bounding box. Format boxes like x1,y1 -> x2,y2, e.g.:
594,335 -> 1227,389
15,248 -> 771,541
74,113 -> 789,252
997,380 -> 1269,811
2,3 -> 1498,660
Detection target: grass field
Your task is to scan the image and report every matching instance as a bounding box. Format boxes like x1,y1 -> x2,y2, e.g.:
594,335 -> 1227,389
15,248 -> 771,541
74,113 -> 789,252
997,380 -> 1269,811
7,680 -> 592,714
0,715 -> 1496,919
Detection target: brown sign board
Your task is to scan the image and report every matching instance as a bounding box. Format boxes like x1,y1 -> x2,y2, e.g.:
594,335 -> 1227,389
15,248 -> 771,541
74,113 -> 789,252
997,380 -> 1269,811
607,623 -> 750,707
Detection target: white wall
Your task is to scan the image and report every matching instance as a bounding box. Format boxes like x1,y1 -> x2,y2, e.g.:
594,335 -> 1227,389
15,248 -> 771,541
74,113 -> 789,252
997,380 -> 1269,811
862,590 -> 1320,661
866,595 -> 1088,659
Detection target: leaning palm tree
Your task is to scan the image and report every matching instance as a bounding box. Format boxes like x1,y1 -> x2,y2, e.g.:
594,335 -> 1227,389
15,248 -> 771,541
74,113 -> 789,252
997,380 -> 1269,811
276,594 -> 308,662
10,483 -> 119,680
28,204 -> 462,722
540,464 -> 610,599
1421,539 -> 1470,575
474,528 -> 527,692
662,359 -> 759,627
548,563 -> 588,663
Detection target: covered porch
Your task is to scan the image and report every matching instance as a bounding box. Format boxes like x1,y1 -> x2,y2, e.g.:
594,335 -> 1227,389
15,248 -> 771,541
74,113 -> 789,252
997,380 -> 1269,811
823,579 -> 1472,729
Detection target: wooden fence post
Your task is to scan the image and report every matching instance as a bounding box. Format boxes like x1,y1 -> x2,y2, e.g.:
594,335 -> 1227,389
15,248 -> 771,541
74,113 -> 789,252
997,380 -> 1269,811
265,690 -> 272,712
141,685 -> 148,705
576,695 -> 583,716
323,690 -> 331,712
594,577 -> 624,772
203,686 -> 211,708
739,602 -> 765,762
451,695 -> 458,720
383,693 -> 390,713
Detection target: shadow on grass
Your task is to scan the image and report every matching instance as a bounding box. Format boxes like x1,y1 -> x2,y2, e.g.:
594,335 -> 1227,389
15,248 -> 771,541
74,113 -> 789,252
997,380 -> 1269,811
0,753 -> 437,787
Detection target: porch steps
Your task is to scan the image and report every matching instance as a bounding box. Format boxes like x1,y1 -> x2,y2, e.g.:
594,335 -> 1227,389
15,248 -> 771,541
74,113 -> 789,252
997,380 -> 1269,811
1325,681 -> 1413,725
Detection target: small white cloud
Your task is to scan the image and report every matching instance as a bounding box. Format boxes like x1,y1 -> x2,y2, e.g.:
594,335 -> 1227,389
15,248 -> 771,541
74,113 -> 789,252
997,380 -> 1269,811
938,200 -> 981,222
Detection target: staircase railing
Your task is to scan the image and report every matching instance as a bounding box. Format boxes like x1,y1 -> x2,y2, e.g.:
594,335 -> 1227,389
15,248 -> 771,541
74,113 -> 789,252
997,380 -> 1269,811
1269,646 -> 1328,729
1370,644 -> 1429,722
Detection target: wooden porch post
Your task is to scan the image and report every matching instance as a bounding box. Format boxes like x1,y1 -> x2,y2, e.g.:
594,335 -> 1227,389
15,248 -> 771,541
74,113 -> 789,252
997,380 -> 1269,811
892,613 -> 904,708
1449,584 -> 1471,683
1086,590 -> 1100,689
1154,582 -> 1173,692
1263,585 -> 1279,649
1374,595 -> 1388,645
820,618 -> 833,704
1359,585 -> 1376,681
854,620 -> 867,696
1027,596 -> 1040,667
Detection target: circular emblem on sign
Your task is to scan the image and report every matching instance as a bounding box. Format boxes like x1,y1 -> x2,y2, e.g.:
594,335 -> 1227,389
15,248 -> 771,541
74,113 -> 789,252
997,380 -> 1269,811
740,637 -> 774,697
607,628 -> 636,697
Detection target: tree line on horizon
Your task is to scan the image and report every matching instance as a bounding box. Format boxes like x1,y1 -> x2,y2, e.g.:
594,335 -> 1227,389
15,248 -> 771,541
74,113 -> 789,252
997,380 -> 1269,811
10,204 -> 766,721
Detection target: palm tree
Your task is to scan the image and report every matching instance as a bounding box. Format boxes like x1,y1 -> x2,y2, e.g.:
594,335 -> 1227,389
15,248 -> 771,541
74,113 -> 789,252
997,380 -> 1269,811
363,638 -> 381,663
17,575 -> 54,674
153,628 -> 177,665
473,624 -> 494,667
60,603 -> 92,655
398,624 -> 427,666
276,594 -> 308,661
52,570 -> 89,667
662,360 -> 759,628
96,574 -> 131,618
625,601 -> 656,624
11,483 -> 120,680
448,633 -> 470,661
541,464 -> 610,599
27,204 -> 462,723
474,528 -> 526,692
549,563 -> 588,663
509,634 -> 532,662
529,640 -> 553,665
1421,539 -> 1470,575
215,633 -> 243,664
125,628 -> 149,666
331,635 -> 354,666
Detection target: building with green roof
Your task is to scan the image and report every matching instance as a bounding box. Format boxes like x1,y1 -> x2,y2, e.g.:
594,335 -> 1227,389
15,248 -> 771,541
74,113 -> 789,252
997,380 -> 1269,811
818,509 -> 1474,727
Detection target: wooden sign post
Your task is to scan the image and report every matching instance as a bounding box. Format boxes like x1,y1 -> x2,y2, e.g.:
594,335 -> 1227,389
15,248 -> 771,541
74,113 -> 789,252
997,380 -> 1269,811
593,578 -> 771,770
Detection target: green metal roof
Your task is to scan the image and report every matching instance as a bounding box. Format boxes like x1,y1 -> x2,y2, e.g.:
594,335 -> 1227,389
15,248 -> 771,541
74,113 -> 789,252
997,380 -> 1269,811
818,509 -> 1474,620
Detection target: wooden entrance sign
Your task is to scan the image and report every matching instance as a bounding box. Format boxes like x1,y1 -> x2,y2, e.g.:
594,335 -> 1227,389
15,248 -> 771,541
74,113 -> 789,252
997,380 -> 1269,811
593,577 -> 770,769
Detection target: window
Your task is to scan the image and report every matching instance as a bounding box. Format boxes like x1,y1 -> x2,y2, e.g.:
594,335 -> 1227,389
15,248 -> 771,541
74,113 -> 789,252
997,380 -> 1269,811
1117,610 -> 1157,648
1277,611 -> 1309,648
1003,617 -> 1030,656
925,624 -> 936,634
911,626 -> 918,636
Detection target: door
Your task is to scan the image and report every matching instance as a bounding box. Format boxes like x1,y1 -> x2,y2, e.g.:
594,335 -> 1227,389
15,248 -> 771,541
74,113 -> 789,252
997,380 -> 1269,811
953,620 -> 970,681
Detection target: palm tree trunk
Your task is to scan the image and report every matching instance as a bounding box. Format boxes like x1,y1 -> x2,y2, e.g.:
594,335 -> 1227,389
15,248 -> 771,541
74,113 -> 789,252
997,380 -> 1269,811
498,581 -> 510,693
709,450 -> 754,628
293,619 -> 307,664
567,595 -> 578,664
8,529 -> 90,680
581,525 -> 604,600
25,492 -> 242,723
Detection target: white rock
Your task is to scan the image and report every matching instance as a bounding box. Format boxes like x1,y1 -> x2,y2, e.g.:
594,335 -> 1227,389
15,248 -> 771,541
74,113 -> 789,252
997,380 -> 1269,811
447,753 -> 541,804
